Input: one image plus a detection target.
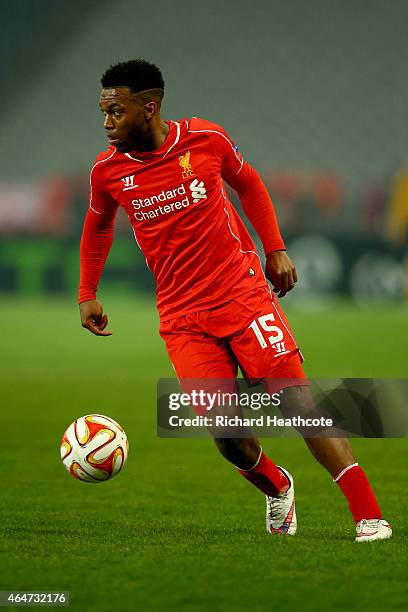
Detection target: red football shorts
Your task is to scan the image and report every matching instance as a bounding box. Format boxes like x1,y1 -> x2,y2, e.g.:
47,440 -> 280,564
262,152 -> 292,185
159,285 -> 308,400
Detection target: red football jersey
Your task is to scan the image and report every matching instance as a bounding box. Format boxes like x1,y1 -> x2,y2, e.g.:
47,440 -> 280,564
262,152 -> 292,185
82,117 -> 284,320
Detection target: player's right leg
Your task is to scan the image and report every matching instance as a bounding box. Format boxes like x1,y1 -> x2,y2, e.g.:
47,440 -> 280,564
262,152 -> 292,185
159,312 -> 295,534
213,436 -> 296,534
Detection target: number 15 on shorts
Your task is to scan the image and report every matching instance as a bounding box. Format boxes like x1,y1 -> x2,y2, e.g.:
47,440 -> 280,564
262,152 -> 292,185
249,313 -> 287,354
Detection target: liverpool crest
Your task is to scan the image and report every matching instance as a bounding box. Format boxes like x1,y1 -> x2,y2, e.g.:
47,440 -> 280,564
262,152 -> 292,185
179,151 -> 195,179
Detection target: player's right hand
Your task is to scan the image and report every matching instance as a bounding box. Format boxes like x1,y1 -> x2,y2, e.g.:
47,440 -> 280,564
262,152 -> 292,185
79,299 -> 112,336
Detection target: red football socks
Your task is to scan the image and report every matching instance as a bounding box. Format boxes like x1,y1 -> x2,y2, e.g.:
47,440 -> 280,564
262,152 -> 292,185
335,463 -> 382,522
237,450 -> 289,497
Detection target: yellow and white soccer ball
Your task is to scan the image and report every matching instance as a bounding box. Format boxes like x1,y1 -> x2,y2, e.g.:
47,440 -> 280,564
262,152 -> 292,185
60,414 -> 128,482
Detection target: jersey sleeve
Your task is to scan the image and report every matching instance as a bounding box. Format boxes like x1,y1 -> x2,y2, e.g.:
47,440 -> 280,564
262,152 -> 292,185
227,162 -> 286,255
206,123 -> 245,183
89,158 -> 118,217
200,121 -> 285,255
188,119 -> 244,182
78,161 -> 119,303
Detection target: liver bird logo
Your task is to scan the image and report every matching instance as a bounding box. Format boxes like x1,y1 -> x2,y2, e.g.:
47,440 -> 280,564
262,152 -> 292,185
179,151 -> 195,180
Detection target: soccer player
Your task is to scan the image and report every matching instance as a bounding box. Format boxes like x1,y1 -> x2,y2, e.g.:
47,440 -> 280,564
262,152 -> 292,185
79,59 -> 391,542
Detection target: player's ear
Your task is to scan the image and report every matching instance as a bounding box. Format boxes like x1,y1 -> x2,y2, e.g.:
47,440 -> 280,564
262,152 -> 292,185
144,100 -> 158,119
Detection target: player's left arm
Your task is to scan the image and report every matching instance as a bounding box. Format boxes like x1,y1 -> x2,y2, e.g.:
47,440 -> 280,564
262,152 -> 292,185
219,133 -> 297,297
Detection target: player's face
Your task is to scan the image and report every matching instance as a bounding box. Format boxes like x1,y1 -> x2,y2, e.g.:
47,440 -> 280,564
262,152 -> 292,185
99,87 -> 150,153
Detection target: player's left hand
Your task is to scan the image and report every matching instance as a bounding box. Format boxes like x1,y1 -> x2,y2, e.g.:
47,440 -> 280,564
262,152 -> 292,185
265,250 -> 298,298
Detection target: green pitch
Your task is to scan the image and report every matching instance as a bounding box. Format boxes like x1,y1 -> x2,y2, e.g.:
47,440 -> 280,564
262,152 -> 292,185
0,296 -> 407,611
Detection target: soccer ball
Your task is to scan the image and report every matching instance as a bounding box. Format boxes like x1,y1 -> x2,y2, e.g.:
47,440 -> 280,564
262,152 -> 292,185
60,414 -> 128,483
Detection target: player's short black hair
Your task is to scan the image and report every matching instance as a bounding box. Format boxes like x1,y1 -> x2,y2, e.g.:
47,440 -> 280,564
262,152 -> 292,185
101,59 -> 165,94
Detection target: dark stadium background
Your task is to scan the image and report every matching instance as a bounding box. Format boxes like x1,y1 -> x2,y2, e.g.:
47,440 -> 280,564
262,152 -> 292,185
1,1 -> 406,611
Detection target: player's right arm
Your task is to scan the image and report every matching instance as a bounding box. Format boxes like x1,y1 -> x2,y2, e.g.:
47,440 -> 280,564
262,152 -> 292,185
79,160 -> 119,336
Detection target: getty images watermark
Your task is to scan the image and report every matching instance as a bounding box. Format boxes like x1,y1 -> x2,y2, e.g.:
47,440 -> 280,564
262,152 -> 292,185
166,388 -> 332,430
157,378 -> 408,438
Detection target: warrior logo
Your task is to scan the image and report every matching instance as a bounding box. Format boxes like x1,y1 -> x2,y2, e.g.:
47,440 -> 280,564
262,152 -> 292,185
121,175 -> 138,191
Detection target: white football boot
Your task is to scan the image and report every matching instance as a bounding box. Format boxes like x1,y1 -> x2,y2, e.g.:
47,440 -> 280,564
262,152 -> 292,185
355,519 -> 392,542
266,466 -> 297,535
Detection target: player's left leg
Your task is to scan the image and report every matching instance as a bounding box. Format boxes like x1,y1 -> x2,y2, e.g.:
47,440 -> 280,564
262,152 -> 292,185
275,381 -> 392,542
308,436 -> 392,542
225,285 -> 391,541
